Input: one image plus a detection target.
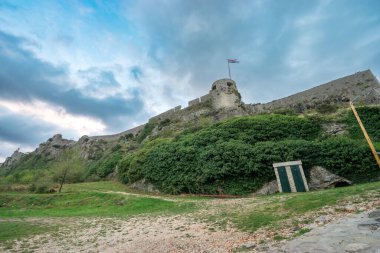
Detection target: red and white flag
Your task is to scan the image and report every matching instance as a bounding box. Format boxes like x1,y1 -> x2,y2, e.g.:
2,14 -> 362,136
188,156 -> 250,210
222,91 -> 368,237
227,59 -> 239,63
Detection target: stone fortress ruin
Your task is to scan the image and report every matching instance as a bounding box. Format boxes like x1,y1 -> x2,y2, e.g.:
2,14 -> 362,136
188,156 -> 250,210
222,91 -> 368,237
89,69 -> 380,142
2,69 -> 380,167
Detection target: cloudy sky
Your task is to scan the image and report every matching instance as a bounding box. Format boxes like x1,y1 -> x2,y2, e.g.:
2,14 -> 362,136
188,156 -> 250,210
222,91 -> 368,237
1,0 -> 380,162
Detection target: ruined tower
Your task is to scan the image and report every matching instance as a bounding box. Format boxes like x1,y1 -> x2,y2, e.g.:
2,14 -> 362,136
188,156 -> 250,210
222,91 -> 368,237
209,79 -> 242,109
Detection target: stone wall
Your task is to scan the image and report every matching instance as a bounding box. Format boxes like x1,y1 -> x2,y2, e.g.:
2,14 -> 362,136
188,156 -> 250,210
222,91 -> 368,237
89,70 -> 380,142
149,105 -> 183,121
89,124 -> 146,142
188,98 -> 200,106
250,70 -> 380,113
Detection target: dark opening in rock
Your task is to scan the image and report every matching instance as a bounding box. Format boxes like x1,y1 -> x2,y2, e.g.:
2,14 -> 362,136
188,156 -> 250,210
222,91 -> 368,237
334,181 -> 350,187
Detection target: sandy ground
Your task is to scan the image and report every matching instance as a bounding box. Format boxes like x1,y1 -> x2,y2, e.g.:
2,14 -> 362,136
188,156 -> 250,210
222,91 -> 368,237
1,193 -> 379,253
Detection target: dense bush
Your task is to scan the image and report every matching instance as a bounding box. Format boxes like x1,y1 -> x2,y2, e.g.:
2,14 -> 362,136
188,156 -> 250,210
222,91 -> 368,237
118,115 -> 379,195
175,115 -> 322,145
117,138 -> 171,184
86,151 -> 122,178
346,106 -> 380,142
135,121 -> 156,143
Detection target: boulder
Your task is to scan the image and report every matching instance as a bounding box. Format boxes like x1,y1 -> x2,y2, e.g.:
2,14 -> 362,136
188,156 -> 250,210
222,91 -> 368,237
130,179 -> 160,193
308,166 -> 352,190
256,180 -> 279,195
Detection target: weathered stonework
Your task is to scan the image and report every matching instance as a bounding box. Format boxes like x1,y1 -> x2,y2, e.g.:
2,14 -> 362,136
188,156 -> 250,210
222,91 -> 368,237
2,69 -> 380,171
250,70 -> 380,113
210,79 -> 242,109
89,124 -> 146,142
87,69 -> 380,142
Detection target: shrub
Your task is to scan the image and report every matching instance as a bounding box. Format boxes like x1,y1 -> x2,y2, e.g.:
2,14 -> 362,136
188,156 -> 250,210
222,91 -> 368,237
136,121 -> 156,143
316,104 -> 338,114
35,184 -> 48,194
346,106 -> 380,142
124,114 -> 378,195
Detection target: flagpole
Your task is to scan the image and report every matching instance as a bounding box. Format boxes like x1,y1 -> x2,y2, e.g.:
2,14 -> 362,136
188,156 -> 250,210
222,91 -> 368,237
228,61 -> 231,80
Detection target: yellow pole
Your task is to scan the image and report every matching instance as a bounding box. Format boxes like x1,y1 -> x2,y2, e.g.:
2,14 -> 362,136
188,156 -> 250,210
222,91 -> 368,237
349,101 -> 380,169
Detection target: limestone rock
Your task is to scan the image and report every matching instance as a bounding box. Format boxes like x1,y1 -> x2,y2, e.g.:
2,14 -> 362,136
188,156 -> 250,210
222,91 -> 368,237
323,123 -> 347,136
78,135 -> 108,160
368,210 -> 380,219
35,134 -> 75,161
256,180 -> 279,195
130,179 -> 159,193
236,242 -> 256,251
357,220 -> 380,230
308,166 -> 352,190
345,243 -> 371,252
0,150 -> 25,171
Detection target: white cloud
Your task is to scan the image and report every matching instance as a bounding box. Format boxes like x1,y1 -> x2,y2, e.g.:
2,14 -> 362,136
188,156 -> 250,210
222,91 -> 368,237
0,99 -> 106,137
0,140 -> 35,163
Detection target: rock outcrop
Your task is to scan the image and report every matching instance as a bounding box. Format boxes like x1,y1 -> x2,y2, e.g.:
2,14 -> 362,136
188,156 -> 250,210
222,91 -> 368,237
256,180 -> 279,195
308,166 -> 352,190
0,150 -> 25,171
35,134 -> 75,161
78,135 -> 108,160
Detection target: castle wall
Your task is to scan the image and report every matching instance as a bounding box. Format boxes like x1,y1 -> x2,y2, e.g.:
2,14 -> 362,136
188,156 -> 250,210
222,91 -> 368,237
149,105 -> 183,121
89,124 -> 146,142
200,94 -> 211,102
250,70 -> 380,113
90,70 -> 380,142
188,98 -> 200,106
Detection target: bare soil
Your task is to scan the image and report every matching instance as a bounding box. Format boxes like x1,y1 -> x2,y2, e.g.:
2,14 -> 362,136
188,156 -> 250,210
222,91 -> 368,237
1,193 -> 379,253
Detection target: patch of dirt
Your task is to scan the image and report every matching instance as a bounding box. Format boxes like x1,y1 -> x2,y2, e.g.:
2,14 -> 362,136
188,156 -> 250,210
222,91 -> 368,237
1,191 -> 379,253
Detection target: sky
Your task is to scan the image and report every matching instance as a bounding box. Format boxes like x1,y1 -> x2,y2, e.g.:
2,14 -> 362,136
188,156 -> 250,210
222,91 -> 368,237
0,0 -> 380,162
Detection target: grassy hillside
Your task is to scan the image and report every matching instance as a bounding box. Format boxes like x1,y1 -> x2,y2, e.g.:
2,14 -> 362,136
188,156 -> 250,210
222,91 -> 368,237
119,113 -> 380,195
1,106 -> 380,195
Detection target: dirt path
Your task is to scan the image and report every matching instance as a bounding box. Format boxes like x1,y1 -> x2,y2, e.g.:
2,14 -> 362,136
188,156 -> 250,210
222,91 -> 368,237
1,193 -> 379,253
2,215 -> 255,253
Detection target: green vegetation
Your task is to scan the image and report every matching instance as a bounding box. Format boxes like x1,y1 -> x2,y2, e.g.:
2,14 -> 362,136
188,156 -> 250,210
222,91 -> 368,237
0,222 -> 55,242
119,115 -> 379,195
0,148 -> 86,193
62,181 -> 131,193
2,106 -> 380,196
0,180 -> 379,245
231,181 -> 380,232
345,106 -> 380,142
85,149 -> 122,178
0,192 -> 193,218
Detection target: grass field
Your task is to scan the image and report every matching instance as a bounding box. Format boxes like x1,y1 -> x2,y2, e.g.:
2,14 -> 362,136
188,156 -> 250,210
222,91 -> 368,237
0,180 -> 379,244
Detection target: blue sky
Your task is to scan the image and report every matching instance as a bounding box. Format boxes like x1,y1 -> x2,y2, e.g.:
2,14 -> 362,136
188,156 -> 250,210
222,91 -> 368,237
0,0 -> 380,162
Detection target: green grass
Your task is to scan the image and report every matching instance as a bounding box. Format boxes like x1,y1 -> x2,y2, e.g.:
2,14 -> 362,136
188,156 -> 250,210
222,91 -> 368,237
283,181 -> 380,213
0,192 -> 194,218
61,181 -> 132,193
232,181 -> 380,232
0,221 -> 55,242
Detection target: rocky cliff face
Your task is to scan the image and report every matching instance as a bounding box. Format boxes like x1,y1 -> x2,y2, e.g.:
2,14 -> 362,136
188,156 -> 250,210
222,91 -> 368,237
78,135 -> 108,160
35,134 -> 76,161
1,150 -> 25,172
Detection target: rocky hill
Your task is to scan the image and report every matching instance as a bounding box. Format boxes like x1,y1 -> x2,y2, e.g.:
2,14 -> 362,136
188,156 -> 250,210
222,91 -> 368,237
1,69 -> 380,194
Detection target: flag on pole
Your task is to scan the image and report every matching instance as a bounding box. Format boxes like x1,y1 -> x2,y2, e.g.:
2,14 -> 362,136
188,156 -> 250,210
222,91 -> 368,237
227,59 -> 239,63
227,59 -> 239,79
